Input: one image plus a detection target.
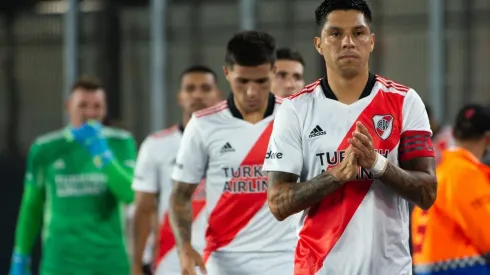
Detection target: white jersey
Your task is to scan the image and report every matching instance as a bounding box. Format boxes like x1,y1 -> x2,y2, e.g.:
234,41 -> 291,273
263,74 -> 435,275
172,93 -> 297,265
132,125 -> 206,274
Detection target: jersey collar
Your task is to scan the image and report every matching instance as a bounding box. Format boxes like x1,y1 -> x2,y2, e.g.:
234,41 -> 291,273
320,72 -> 376,101
227,92 -> 276,120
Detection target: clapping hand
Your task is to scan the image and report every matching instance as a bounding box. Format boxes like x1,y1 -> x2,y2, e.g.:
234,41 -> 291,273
348,122 -> 377,169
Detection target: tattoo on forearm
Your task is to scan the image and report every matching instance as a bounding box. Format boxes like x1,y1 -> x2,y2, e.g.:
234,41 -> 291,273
379,157 -> 437,209
169,182 -> 197,247
268,171 -> 342,220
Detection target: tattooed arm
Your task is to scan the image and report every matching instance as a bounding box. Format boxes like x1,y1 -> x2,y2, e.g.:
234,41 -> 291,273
169,182 -> 198,248
349,122 -> 437,210
267,172 -> 340,221
380,88 -> 438,210
379,157 -> 437,210
267,147 -> 358,221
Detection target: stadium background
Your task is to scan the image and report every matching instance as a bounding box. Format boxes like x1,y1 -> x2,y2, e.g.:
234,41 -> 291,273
0,0 -> 489,273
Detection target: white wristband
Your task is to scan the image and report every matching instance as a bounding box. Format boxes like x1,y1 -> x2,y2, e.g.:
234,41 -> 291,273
370,153 -> 388,178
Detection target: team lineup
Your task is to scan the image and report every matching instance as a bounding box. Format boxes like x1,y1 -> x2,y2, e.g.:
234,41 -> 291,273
11,0 -> 456,275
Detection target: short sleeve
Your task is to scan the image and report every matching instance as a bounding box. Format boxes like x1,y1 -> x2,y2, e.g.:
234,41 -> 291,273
399,89 -> 435,162
172,115 -> 207,184
132,137 -> 159,193
24,142 -> 44,189
262,99 -> 303,176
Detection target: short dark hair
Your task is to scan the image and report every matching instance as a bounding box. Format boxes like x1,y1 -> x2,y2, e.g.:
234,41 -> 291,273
71,77 -> 103,92
276,48 -> 305,66
453,104 -> 490,141
179,65 -> 218,83
315,0 -> 372,31
225,30 -> 276,68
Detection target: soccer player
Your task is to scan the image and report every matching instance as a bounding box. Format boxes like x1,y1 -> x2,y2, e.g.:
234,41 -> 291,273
262,0 -> 438,274
131,65 -> 221,275
10,78 -> 136,275
271,47 -> 305,98
170,31 -> 296,275
411,104 -> 490,274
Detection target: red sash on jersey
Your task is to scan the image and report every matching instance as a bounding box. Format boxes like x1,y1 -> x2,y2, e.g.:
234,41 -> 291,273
294,91 -> 403,275
203,122 -> 274,263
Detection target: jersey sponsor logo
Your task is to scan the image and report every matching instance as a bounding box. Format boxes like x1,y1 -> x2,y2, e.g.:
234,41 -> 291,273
222,165 -> 268,193
54,173 -> 108,197
265,151 -> 283,159
372,114 -> 394,140
316,149 -> 390,180
220,142 -> 235,153
309,125 -> 326,138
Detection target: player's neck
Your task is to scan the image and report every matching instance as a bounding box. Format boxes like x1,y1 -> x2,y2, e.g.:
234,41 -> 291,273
327,69 -> 370,105
182,113 -> 191,128
454,140 -> 486,161
234,98 -> 269,124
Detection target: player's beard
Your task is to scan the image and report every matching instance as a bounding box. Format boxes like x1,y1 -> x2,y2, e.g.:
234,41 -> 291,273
282,88 -> 296,98
190,101 -> 206,112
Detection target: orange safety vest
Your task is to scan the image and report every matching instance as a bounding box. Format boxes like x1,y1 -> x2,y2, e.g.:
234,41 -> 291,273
411,148 -> 490,274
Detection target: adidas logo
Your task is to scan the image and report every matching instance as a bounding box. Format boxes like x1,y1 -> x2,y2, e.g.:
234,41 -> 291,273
220,142 -> 235,153
308,125 -> 326,138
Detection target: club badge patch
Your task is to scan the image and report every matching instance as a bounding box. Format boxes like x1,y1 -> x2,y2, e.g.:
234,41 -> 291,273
372,114 -> 394,140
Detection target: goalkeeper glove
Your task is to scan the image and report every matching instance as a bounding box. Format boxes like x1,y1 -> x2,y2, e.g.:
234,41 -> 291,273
10,252 -> 31,275
69,120 -> 114,168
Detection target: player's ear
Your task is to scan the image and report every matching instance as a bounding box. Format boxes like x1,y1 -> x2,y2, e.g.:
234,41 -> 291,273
177,91 -> 184,106
370,33 -> 375,52
223,65 -> 232,82
314,36 -> 323,56
64,98 -> 71,112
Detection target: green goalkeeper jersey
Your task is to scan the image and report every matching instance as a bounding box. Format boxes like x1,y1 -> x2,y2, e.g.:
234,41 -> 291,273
15,126 -> 136,275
